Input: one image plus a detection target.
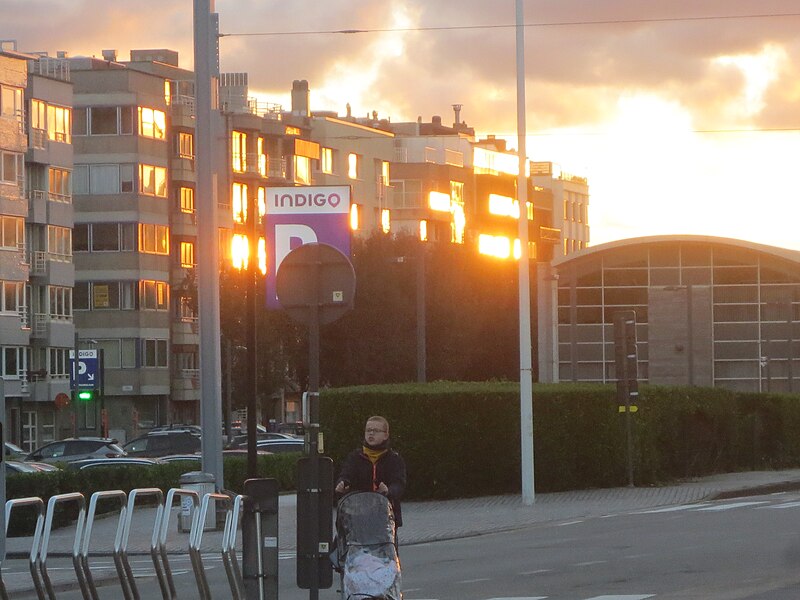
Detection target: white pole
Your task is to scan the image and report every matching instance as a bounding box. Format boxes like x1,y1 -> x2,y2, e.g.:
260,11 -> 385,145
516,0 -> 535,505
194,0 -> 224,489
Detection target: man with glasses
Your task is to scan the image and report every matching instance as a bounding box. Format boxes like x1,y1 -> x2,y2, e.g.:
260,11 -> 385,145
335,415 -> 407,526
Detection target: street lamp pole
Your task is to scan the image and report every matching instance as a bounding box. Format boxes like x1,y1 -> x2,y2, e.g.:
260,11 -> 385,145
416,240 -> 426,383
516,0 -> 535,505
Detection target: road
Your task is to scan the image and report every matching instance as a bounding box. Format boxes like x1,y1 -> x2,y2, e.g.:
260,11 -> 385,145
7,490 -> 800,599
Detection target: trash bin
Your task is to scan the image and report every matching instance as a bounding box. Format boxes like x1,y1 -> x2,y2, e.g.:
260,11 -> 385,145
178,471 -> 215,533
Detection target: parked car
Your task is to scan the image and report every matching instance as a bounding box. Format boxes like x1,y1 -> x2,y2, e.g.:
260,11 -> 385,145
6,460 -> 41,474
149,424 -> 202,435
227,432 -> 299,449
124,431 -> 201,458
5,441 -> 26,460
255,439 -> 305,453
25,437 -> 125,465
66,457 -> 161,471
277,422 -> 305,436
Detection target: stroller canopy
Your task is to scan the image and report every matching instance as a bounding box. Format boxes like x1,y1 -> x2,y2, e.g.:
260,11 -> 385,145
336,492 -> 396,546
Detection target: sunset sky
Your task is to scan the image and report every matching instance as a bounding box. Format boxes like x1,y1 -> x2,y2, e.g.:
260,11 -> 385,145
6,1 -> 800,250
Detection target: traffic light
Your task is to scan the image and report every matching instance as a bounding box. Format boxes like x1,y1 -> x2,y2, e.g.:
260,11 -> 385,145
76,389 -> 95,401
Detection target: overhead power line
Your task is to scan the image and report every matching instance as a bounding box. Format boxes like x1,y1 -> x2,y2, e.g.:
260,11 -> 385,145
220,12 -> 800,38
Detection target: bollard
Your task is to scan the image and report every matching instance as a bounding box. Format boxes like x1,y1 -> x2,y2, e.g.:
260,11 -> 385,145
241,478 -> 279,600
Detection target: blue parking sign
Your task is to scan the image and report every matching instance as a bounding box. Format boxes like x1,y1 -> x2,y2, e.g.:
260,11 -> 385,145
69,349 -> 99,389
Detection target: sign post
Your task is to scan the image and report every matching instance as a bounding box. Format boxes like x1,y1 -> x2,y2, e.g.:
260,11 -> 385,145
276,243 -> 356,600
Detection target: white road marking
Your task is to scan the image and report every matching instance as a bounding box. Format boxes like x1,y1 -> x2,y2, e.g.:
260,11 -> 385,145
586,596 -> 655,600
557,519 -> 584,526
635,503 -> 709,514
457,577 -> 492,584
572,560 -> 608,567
519,569 -> 553,575
696,501 -> 768,512
485,597 -> 547,600
757,500 -> 800,509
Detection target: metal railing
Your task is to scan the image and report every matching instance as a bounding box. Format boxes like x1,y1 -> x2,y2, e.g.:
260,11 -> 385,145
2,488 -> 244,600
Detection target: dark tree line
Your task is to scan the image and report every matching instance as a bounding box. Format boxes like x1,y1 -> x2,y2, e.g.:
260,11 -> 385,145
219,233 -> 533,411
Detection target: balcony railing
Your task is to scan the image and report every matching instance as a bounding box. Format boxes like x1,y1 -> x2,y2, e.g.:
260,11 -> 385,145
31,251 -> 47,274
18,307 -> 29,329
33,313 -> 48,337
30,128 -> 47,149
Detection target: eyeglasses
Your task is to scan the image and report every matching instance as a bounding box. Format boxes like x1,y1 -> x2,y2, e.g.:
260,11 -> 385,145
365,428 -> 387,434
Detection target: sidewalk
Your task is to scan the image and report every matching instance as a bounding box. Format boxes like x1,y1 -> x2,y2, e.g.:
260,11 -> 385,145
4,468 -> 800,595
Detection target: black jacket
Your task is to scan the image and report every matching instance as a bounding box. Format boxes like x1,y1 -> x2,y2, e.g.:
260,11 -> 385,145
337,447 -> 407,526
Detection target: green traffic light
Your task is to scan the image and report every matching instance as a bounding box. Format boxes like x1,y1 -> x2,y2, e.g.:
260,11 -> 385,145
77,390 -> 94,401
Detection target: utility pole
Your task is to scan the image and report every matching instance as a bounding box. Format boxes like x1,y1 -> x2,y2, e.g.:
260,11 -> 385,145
194,0 -> 224,489
516,0 -> 535,505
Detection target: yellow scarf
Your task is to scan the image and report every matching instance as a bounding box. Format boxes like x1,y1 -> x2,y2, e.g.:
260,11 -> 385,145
362,445 -> 387,464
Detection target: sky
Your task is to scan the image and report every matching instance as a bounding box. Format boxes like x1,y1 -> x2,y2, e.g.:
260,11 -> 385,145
5,0 -> 800,250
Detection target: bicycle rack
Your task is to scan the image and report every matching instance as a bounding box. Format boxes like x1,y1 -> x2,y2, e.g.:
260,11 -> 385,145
191,492 -> 236,600
39,492 -> 88,599
158,488 -> 200,599
80,490 -> 129,600
221,495 -> 244,600
121,488 -> 166,600
2,497 -> 46,600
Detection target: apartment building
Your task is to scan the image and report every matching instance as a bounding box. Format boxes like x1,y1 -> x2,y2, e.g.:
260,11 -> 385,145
0,43 -> 75,451
532,161 -> 590,257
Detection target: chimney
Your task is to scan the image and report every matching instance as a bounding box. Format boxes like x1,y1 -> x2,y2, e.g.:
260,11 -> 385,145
102,49 -> 117,62
291,79 -> 310,117
346,102 -> 352,118
432,115 -> 442,127
452,104 -> 462,127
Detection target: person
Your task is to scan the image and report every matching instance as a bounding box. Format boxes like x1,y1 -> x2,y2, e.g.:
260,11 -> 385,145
335,415 -> 407,526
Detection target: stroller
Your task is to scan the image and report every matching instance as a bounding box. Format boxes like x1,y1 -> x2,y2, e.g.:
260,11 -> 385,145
333,491 -> 402,600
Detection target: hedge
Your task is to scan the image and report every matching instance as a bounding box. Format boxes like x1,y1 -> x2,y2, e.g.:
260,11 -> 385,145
320,382 -> 800,499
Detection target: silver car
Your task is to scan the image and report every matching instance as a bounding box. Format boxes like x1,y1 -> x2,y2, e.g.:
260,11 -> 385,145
25,437 -> 125,465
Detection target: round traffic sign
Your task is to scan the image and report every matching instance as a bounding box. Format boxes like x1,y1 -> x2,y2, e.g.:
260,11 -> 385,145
275,243 -> 356,325
54,392 -> 70,410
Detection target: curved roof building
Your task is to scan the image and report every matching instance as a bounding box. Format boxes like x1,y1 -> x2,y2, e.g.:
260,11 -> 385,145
539,235 -> 800,392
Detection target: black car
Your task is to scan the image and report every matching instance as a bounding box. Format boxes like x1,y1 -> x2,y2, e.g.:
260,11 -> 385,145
25,437 -> 125,465
124,431 -> 201,458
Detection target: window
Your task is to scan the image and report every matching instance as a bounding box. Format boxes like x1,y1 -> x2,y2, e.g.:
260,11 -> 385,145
48,348 -> 69,378
381,208 -> 391,234
390,180 -> 422,208
2,346 -> 27,378
177,296 -> 196,321
31,99 -> 46,136
72,107 -> 87,135
0,216 -> 24,249
46,104 -> 71,143
139,223 -> 169,255
138,107 -> 166,140
142,339 -> 168,367
232,182 -> 248,224
180,242 -> 195,267
73,164 -> 134,194
0,85 -> 23,128
90,281 -> 135,310
48,168 -> 71,202
257,137 -> 267,176
91,223 -> 121,251
232,131 -> 247,173
139,164 -> 167,197
348,153 -> 359,179
179,187 -> 195,213
321,147 -> 334,174
22,412 -> 37,454
258,187 -> 266,224
1,281 -> 23,313
140,280 -> 168,310
87,106 -> 134,135
47,225 -> 71,258
48,286 -> 72,319
90,106 -> 119,135
73,282 -> 88,310
177,132 -> 194,158
1,151 -> 22,185
294,155 -> 311,184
